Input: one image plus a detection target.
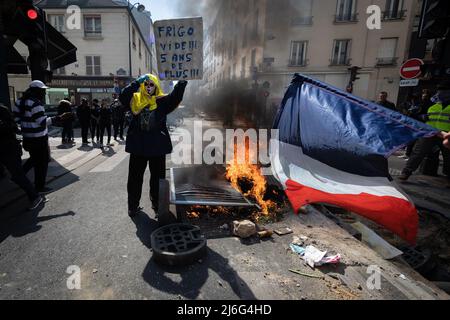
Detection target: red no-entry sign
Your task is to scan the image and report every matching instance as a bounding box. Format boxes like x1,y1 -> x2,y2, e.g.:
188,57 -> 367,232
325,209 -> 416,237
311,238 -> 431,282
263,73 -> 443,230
400,58 -> 424,79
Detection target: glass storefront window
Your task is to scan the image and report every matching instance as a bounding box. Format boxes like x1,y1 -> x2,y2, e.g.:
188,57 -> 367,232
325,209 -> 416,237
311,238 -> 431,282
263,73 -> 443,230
46,88 -> 69,106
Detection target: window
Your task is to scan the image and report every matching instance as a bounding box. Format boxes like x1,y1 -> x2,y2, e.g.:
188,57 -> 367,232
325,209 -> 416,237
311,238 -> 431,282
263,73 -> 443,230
384,0 -> 405,20
241,56 -> 247,79
54,67 -> 66,75
335,0 -> 357,22
377,38 -> 398,65
290,41 -> 308,66
86,56 -> 101,75
84,16 -> 101,37
145,51 -> 148,69
290,0 -> 313,25
49,15 -> 65,32
252,9 -> 259,37
132,28 -> 136,48
331,39 -> 351,65
251,49 -> 257,68
242,23 -> 248,48
139,38 -> 142,57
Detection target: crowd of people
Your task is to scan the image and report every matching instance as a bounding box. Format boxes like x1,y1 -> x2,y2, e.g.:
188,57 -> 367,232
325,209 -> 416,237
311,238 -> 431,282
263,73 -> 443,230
397,82 -> 450,186
1,74 -> 449,214
373,83 -> 450,186
0,75 -> 188,216
57,95 -> 128,148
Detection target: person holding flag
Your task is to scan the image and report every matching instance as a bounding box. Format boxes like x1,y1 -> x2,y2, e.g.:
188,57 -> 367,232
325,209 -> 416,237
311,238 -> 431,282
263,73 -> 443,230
399,82 -> 450,184
270,74 -> 442,245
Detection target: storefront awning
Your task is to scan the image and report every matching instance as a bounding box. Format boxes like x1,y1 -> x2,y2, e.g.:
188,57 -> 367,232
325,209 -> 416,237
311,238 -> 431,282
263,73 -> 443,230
7,45 -> 28,74
45,22 -> 77,70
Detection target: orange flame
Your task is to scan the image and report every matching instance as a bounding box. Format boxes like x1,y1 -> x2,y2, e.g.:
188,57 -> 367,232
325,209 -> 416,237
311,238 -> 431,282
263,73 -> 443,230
225,141 -> 275,216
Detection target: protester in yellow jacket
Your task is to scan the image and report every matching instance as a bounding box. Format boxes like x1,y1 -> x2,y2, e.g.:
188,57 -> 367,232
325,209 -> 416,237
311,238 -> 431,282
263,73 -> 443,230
400,82 -> 450,184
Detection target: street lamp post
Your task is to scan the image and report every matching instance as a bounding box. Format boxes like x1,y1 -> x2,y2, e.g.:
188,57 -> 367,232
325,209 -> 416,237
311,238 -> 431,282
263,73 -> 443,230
127,1 -> 145,81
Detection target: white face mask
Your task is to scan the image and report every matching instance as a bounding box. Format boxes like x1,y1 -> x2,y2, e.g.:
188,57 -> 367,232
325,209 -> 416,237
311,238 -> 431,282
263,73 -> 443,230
146,82 -> 156,95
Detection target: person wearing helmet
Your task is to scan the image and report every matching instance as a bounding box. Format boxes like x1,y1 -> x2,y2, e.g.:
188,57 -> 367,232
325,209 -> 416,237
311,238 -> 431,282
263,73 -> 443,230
119,74 -> 187,217
400,81 -> 450,185
13,80 -> 72,193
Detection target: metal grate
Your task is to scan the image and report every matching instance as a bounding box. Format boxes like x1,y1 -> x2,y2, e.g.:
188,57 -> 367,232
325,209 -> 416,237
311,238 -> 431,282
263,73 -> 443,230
151,224 -> 207,266
170,166 -> 255,207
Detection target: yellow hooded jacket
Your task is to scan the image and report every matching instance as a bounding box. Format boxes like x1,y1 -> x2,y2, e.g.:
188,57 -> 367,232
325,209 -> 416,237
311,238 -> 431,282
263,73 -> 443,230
130,74 -> 165,115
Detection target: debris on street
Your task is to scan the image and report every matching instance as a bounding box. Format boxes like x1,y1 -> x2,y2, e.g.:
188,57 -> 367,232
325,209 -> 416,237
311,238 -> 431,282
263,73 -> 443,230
274,227 -> 293,236
232,220 -> 257,238
257,229 -> 273,239
288,269 -> 324,279
290,243 -> 341,268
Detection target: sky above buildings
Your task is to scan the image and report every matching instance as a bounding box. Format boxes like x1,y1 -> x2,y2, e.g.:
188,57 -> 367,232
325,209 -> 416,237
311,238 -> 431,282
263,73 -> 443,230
141,0 -> 175,21
140,0 -> 217,25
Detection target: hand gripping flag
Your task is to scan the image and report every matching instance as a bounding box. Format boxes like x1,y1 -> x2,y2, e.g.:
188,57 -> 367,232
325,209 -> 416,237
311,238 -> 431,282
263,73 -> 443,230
270,74 -> 439,244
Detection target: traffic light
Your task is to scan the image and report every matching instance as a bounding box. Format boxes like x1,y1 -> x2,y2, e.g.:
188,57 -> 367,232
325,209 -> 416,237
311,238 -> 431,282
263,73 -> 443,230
13,0 -> 49,80
16,1 -> 47,51
348,66 -> 361,82
418,0 -> 450,39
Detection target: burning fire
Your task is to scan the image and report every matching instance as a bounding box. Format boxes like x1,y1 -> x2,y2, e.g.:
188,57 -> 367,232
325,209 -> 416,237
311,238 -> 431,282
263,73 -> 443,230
186,205 -> 231,219
226,142 -> 275,217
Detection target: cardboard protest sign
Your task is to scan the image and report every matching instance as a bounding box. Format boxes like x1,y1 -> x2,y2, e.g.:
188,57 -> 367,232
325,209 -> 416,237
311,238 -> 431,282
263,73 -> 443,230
154,17 -> 203,80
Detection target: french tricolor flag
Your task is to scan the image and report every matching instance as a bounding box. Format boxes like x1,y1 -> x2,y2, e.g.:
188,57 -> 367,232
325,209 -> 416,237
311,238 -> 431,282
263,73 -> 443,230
270,74 -> 438,244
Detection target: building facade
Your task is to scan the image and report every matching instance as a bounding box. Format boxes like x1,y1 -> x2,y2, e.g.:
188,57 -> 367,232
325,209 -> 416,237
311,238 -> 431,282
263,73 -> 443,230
9,0 -> 158,106
200,0 -> 419,124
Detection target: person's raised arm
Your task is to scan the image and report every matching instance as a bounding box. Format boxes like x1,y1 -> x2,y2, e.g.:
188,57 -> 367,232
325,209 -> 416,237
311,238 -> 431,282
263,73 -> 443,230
119,75 -> 149,110
164,80 -> 188,115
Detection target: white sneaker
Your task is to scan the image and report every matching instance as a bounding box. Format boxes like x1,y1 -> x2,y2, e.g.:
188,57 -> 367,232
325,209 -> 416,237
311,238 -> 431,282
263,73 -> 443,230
28,196 -> 45,210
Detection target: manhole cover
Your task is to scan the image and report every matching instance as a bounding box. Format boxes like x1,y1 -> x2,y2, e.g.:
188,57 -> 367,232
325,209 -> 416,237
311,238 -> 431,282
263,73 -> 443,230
400,246 -> 433,272
151,223 -> 207,266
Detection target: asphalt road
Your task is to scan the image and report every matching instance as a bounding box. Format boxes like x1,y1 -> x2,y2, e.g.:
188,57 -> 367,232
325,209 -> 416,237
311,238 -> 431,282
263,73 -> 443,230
0,116 -> 446,300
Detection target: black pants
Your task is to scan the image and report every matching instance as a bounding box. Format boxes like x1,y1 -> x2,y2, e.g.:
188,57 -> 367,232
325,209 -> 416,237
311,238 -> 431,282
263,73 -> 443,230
406,140 -> 417,157
22,137 -> 50,191
99,121 -> 111,145
127,154 -> 166,211
80,122 -> 90,143
403,136 -> 450,179
90,120 -> 100,141
0,143 -> 38,201
61,122 -> 73,141
113,118 -> 125,139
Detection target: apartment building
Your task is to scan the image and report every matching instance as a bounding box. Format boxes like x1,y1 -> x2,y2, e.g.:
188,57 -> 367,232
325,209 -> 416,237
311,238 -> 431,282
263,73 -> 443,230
201,0 -> 419,120
8,0 -> 158,105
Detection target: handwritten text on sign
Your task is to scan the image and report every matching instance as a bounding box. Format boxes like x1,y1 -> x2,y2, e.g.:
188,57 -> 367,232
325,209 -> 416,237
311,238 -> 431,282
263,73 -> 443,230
154,18 -> 203,80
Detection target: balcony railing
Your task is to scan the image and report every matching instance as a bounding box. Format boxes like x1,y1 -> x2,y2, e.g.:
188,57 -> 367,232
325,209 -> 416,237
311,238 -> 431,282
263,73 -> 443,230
382,10 -> 406,20
291,16 -> 313,26
289,59 -> 308,67
330,58 -> 352,66
334,13 -> 358,23
376,57 -> 398,66
84,31 -> 102,38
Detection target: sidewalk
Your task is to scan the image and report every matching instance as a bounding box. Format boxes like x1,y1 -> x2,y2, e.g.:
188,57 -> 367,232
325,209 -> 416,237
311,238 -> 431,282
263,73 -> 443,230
0,128 -> 107,213
387,150 -> 450,219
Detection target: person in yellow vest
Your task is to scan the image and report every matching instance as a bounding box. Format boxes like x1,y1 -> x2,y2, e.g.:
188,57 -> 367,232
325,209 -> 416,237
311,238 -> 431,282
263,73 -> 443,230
400,82 -> 450,185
